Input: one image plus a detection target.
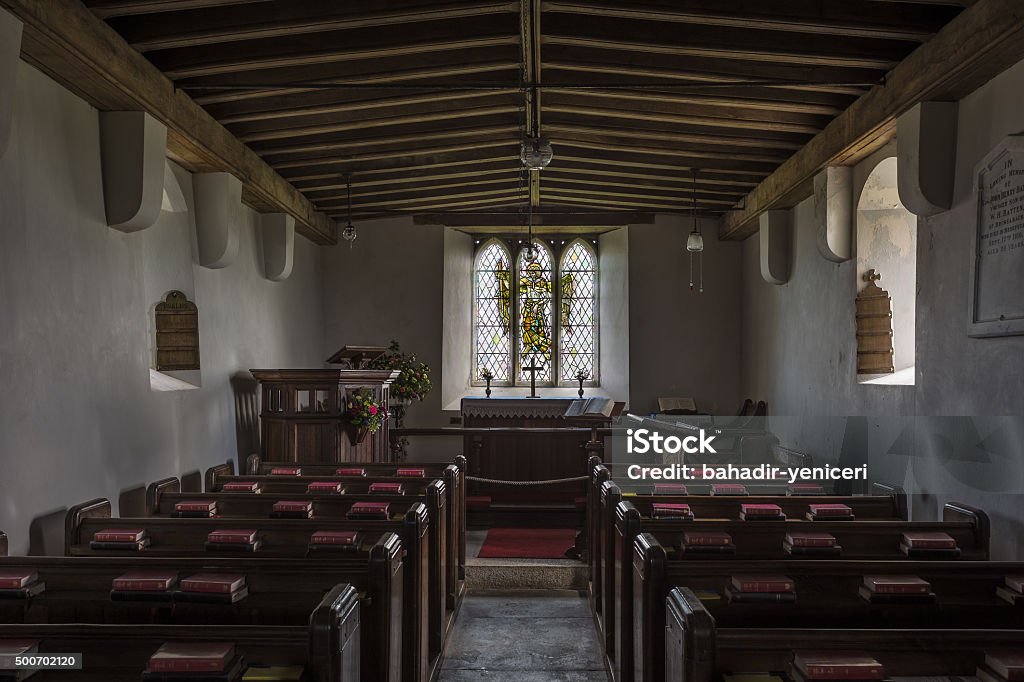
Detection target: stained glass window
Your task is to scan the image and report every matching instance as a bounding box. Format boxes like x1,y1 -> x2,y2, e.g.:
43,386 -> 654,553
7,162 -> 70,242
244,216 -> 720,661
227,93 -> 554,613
472,237 -> 599,386
559,240 -> 597,382
517,240 -> 554,383
473,240 -> 511,382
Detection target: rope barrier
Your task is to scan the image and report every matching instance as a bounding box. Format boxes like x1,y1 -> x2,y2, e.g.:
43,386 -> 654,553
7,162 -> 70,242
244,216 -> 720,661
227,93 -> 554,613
466,475 -> 590,486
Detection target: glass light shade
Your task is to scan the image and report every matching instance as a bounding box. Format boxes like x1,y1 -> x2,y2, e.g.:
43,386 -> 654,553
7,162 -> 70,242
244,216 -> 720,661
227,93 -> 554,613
520,137 -> 553,170
523,242 -> 539,262
341,222 -> 357,243
686,230 -> 704,253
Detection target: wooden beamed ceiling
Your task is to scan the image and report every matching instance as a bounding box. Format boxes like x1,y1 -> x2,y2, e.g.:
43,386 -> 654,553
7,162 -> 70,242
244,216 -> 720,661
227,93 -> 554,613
70,0 -> 973,230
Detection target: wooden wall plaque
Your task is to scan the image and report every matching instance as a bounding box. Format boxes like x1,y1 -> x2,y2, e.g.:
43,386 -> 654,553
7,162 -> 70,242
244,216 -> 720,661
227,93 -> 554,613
970,135 -> 1024,337
155,290 -> 200,371
856,269 -> 895,375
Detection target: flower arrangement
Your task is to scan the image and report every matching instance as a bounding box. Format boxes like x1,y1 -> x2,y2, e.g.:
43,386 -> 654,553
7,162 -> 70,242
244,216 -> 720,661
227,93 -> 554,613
344,388 -> 386,434
370,340 -> 432,404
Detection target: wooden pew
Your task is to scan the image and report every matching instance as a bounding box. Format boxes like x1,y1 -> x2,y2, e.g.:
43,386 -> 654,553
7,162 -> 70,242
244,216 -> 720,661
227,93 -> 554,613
208,460 -> 466,592
591,478 -> 909,661
149,474 -> 464,618
606,499 -> 989,682
666,587 -> 1024,682
0,610 -> 360,681
636,542 -> 1024,682
0,551 -> 400,682
65,498 -> 435,682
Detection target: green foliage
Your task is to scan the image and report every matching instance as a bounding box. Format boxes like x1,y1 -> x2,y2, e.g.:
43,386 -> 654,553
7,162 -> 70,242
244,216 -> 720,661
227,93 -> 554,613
345,388 -> 385,433
370,340 -> 432,403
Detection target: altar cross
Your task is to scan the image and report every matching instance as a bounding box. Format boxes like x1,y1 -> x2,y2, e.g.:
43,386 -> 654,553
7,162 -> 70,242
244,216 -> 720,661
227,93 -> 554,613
523,362 -> 544,398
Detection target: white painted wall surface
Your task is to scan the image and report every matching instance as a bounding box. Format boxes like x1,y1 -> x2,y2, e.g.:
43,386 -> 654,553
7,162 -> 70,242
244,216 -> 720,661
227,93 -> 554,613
0,64 -> 324,554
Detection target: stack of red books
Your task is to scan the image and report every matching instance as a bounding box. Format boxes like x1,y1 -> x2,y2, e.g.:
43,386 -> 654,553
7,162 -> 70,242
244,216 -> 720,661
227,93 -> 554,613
90,527 -> 150,551
110,570 -> 179,602
143,642 -> 243,681
346,501 -> 390,520
710,484 -> 748,496
396,468 -> 425,477
726,575 -> 797,604
651,503 -> 692,520
996,575 -> 1024,606
309,530 -> 361,551
270,466 -> 302,476
805,504 -> 855,521
682,531 -> 734,554
271,500 -> 314,519
173,500 -> 218,518
205,529 -> 262,553
783,531 -> 840,556
653,483 -> 687,495
977,651 -> 1024,682
790,651 -> 884,682
335,468 -> 366,476
899,531 -> 960,558
178,573 -> 249,604
369,482 -> 404,495
222,481 -> 262,494
788,483 -> 825,496
858,575 -> 935,604
740,503 -> 785,521
0,640 -> 40,672
0,570 -> 45,599
306,481 -> 344,494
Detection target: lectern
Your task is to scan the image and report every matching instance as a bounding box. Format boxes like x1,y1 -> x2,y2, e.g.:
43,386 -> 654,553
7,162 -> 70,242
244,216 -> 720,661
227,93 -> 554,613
251,365 -> 398,463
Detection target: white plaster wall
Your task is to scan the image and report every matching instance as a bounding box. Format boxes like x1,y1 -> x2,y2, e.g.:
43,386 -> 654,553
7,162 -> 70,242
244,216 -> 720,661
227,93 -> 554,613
0,64 -> 324,554
599,227 -> 629,402
627,214 -> 744,415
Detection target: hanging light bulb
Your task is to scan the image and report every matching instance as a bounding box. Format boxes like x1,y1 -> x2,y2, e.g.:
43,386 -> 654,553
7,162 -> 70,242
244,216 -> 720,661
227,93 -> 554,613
341,178 -> 357,248
520,136 -> 553,170
687,169 -> 704,293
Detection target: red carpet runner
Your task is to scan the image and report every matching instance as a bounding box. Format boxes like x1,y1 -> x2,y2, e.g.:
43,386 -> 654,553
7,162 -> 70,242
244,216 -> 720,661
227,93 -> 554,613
477,527 -> 577,559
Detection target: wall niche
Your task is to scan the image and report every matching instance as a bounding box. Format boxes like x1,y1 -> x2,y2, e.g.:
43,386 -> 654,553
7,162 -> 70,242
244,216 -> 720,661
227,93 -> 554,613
151,291 -> 202,392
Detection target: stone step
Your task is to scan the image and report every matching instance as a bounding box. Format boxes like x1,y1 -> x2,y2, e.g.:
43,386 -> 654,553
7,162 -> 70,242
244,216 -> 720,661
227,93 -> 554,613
465,558 -> 589,590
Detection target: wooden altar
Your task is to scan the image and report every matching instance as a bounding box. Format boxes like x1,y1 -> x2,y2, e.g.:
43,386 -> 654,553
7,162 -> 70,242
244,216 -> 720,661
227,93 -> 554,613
251,368 -> 399,463
460,397 -> 621,504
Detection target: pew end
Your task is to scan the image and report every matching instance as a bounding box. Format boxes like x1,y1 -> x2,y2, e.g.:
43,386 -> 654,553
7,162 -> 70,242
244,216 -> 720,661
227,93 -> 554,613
64,497 -> 111,555
872,481 -> 909,519
944,502 -> 991,559
204,459 -> 236,491
309,583 -> 361,682
144,477 -> 180,516
0,531 -> 7,557
665,586 -> 716,682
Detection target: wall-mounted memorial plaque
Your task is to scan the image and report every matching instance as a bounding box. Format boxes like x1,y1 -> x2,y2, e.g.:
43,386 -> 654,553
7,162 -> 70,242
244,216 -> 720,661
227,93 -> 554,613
970,135 -> 1024,337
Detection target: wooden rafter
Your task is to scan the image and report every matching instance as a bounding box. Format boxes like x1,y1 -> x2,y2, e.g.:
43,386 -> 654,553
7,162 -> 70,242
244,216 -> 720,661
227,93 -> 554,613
719,0 -> 1024,240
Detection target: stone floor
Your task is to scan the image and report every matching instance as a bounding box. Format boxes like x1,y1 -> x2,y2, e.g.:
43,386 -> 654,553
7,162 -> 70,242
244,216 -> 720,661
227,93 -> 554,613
438,589 -> 609,681
464,530 -> 589,590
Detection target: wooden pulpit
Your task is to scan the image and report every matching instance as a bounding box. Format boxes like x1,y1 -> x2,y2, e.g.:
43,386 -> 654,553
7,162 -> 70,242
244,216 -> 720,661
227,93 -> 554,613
251,364 -> 399,464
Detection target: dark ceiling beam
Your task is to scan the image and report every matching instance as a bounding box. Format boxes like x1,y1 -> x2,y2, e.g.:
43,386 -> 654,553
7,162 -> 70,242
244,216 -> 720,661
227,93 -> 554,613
541,174 -> 746,198
541,186 -> 737,207
296,163 -> 518,193
543,35 -> 900,71
83,0 -> 265,20
545,86 -> 842,116
318,176 -> 524,204
549,138 -> 787,165
414,211 -> 655,226
543,123 -> 802,151
275,145 -> 522,176
720,0 -> 1024,240
192,60 -> 519,106
542,1 -> 954,42
257,126 -> 520,161
553,152 -> 768,180
541,194 -> 720,212
4,0 -> 335,244
157,34 -> 520,80
543,165 -> 759,189
236,104 -> 519,143
544,103 -> 821,135
217,90 -> 515,125
328,193 -> 526,216
116,1 -> 518,52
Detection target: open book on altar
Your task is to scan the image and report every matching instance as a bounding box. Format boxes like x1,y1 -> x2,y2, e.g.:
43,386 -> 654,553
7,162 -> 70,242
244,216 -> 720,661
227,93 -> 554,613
658,396 -> 698,414
564,397 -> 615,418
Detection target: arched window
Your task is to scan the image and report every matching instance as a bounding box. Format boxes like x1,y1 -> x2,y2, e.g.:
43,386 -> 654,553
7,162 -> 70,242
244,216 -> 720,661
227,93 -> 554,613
473,240 -> 512,383
472,237 -> 599,387
559,240 -> 598,383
